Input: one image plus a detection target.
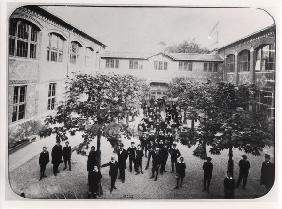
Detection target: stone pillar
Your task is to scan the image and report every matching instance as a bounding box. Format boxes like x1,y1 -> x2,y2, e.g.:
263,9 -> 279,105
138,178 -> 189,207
234,52 -> 238,85
249,47 -> 255,84
223,55 -> 228,82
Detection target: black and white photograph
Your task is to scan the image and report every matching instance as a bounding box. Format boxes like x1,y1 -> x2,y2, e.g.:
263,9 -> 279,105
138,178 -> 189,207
4,2 -> 277,201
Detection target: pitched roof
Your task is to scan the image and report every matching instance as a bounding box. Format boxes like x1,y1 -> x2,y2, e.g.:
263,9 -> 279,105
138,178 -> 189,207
165,52 -> 223,62
100,51 -> 150,60
22,6 -> 106,48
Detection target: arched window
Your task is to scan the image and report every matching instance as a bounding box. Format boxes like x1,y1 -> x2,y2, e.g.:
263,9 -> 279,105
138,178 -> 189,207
226,54 -> 235,72
47,33 -> 65,62
9,18 -> 40,59
85,47 -> 93,66
238,50 -> 250,72
255,44 -> 275,71
70,41 -> 82,64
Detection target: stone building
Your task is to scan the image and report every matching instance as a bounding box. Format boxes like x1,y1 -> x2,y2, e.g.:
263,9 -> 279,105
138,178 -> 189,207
217,24 -> 275,120
8,6 -> 106,133
100,51 -> 224,99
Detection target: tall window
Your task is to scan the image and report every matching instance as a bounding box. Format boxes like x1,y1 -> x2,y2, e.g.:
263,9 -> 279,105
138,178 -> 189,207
255,44 -> 275,71
226,54 -> 235,72
154,61 -> 168,70
9,19 -> 39,59
47,83 -> 56,110
204,62 -> 218,72
47,33 -> 64,62
70,41 -> 81,64
179,61 -> 192,71
238,50 -> 250,72
85,47 -> 94,66
105,59 -> 119,69
12,86 -> 26,122
129,60 -> 143,69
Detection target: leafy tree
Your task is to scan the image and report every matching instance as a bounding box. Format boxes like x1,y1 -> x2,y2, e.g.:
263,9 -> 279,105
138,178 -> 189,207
165,40 -> 211,54
42,73 -> 149,166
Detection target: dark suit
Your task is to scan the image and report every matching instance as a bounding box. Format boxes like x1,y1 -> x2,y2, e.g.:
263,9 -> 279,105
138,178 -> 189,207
203,161 -> 213,191
224,177 -> 236,199
151,151 -> 161,180
159,146 -> 168,174
260,161 -> 275,190
51,144 -> 63,175
236,159 -> 250,189
118,149 -> 128,182
101,161 -> 119,191
62,146 -> 72,170
170,148 -> 181,172
127,147 -> 136,172
135,149 -> 144,173
39,151 -> 49,179
88,170 -> 102,198
87,150 -> 98,172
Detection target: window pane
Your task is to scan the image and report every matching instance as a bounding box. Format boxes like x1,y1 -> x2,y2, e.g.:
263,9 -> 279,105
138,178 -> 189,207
30,27 -> 38,42
47,99 -> 51,110
9,20 -> 17,36
110,59 -> 114,68
12,106 -> 18,122
204,63 -> 207,72
58,52 -> 63,62
19,86 -> 26,103
17,21 -> 29,40
134,61 -> 138,69
208,63 -> 213,72
106,59 -> 109,68
189,62 -> 192,71
18,104 -> 25,120
51,98 -> 55,109
30,44 -> 37,58
13,86 -> 19,104
214,63 -> 218,72
9,38 -> 15,56
179,62 -> 182,70
50,34 -> 57,48
16,40 -> 28,57
52,84 -> 56,96
159,61 -> 163,70
115,60 -> 119,68
51,51 -> 57,61
154,61 -> 158,70
129,60 -> 133,69
48,84 -> 51,97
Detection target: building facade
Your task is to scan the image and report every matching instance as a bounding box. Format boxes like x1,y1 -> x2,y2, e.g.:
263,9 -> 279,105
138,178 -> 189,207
100,51 -> 224,99
217,25 -> 275,120
8,6 -> 106,129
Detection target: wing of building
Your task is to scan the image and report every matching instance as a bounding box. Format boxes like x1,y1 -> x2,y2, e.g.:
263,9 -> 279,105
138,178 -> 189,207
8,5 -> 106,132
217,24 -> 275,120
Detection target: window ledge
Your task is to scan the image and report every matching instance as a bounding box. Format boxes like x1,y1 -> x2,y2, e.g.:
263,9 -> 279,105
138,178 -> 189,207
9,56 -> 39,62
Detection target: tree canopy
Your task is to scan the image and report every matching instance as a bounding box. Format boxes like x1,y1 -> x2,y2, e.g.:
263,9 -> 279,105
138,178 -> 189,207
165,40 -> 211,54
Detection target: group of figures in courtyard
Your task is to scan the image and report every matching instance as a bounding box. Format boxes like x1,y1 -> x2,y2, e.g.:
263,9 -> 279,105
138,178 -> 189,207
38,98 -> 274,199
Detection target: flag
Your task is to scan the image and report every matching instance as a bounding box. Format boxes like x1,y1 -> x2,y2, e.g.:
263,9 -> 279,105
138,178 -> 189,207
208,21 -> 219,46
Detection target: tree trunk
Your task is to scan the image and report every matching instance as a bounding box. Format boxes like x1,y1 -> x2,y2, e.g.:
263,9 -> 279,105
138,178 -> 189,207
191,119 -> 195,131
227,146 -> 234,177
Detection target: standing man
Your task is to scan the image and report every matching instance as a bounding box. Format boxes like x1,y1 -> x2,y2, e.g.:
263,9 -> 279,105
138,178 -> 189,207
117,143 -> 128,183
87,146 -> 98,172
174,156 -> 186,189
224,171 -> 236,199
236,155 -> 250,189
135,144 -> 144,174
260,154 -> 275,191
159,142 -> 169,175
169,143 -> 181,173
101,157 -> 119,193
145,141 -> 155,170
202,157 -> 213,193
39,146 -> 49,180
51,140 -> 63,176
88,165 -> 102,199
150,147 -> 161,181
127,142 -> 137,172
62,141 -> 72,171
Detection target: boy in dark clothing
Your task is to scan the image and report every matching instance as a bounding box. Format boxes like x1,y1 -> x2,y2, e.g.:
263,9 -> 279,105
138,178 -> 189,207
62,141 -> 72,171
236,155 -> 251,189
202,157 -> 213,193
224,171 -> 236,199
88,165 -> 102,198
117,143 -> 128,183
39,146 -> 49,180
51,140 -> 63,176
127,142 -> 137,172
159,143 -> 169,174
101,157 -> 119,193
169,143 -> 181,172
145,141 -> 155,169
135,145 -> 144,174
150,147 -> 161,181
174,157 -> 186,189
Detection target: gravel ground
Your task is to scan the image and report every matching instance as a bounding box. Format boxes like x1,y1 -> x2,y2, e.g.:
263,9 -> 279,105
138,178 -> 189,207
9,134 -> 273,199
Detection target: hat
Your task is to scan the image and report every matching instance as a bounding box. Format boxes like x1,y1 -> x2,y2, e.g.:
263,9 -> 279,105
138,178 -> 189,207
265,153 -> 271,158
242,155 -> 247,159
206,157 -> 212,161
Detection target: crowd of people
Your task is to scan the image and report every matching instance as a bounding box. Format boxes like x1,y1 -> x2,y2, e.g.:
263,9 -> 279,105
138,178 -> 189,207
37,98 -> 275,199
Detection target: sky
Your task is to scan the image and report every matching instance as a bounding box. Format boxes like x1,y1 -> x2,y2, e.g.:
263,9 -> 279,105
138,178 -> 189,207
43,6 -> 274,53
